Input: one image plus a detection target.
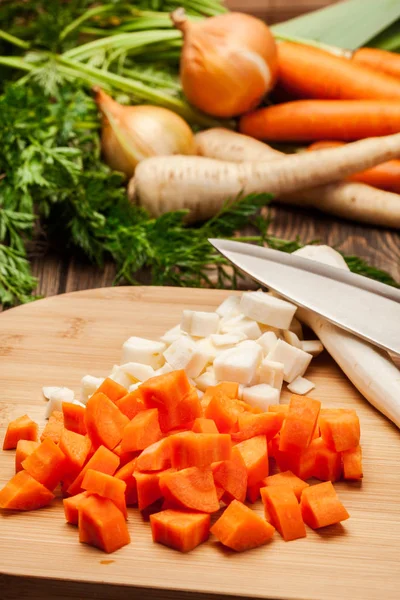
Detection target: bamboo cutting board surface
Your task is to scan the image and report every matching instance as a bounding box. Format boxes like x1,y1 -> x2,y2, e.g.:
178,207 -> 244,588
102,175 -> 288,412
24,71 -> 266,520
1,286 -> 399,600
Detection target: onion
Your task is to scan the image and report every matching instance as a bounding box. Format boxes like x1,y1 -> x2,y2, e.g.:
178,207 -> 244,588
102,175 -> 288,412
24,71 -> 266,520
94,87 -> 196,177
171,9 -> 278,118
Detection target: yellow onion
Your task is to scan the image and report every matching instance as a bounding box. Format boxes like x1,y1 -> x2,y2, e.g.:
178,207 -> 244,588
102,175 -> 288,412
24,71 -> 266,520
94,87 -> 196,177
171,9 -> 278,118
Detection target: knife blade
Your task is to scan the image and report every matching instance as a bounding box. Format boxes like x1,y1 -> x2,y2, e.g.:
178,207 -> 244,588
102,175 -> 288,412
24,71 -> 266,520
209,239 -> 400,356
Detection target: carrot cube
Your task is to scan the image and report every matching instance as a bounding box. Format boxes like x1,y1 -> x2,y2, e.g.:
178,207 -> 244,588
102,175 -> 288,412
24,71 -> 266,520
263,470 -> 309,501
312,437 -> 342,482
150,509 -> 210,552
85,392 -> 129,450
115,389 -> 145,420
136,438 -> 171,472
62,402 -> 87,436
63,491 -> 89,525
59,429 -> 92,477
67,445 -> 120,496
159,467 -> 219,513
231,411 -> 284,443
212,446 -> 248,504
115,458 -> 138,506
246,482 -> 263,504
279,395 -> 321,453
211,500 -> 275,551
94,377 -> 128,404
342,445 -> 363,480
82,469 -> 127,519
121,408 -> 162,453
15,440 -> 39,473
0,470 -> 54,511
41,411 -> 64,444
300,481 -> 349,529
192,418 -> 219,434
235,435 -> 269,486
319,408 -> 360,451
261,485 -> 306,541
3,414 -> 38,450
170,432 -> 231,469
22,437 -> 67,491
268,404 -> 289,415
134,470 -> 166,511
78,494 -> 130,553
204,391 -> 243,433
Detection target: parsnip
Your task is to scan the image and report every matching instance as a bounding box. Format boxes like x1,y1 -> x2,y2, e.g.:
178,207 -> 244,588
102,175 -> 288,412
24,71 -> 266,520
196,128 -> 282,162
293,245 -> 400,429
131,132 -> 400,223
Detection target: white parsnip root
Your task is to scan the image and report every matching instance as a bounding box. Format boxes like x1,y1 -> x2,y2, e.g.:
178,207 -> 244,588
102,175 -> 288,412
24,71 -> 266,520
196,128 -> 283,162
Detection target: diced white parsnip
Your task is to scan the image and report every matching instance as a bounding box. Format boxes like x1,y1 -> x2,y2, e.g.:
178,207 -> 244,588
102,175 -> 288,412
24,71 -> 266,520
42,386 -> 62,401
242,384 -> 280,411
80,375 -> 105,404
45,387 -> 75,418
287,376 -> 315,395
122,336 -> 166,369
267,339 -> 313,383
160,324 -> 183,345
109,365 -> 132,389
72,399 -> 86,408
117,362 -> 155,383
220,314 -> 262,340
196,338 -> 218,361
238,384 -> 244,400
195,370 -> 218,392
129,382 -> 141,392
213,343 -> 262,385
163,336 -> 210,378
211,332 -> 247,347
181,310 -> 220,337
216,295 -> 241,318
289,317 -> 304,340
301,340 -> 324,357
283,330 -> 302,349
257,358 -> 284,390
240,291 -> 297,329
153,363 -> 173,376
256,331 -> 278,355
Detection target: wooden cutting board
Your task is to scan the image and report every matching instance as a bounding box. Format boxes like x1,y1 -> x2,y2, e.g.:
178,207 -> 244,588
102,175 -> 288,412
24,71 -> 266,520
1,286 -> 399,600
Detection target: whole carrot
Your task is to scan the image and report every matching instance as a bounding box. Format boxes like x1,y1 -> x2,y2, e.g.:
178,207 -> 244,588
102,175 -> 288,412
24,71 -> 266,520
277,41 -> 400,100
308,141 -> 400,194
352,47 -> 400,82
239,100 -> 400,142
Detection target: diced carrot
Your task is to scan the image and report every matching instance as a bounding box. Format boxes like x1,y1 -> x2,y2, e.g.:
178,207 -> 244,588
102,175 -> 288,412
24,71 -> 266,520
235,435 -> 269,486
192,418 -> 219,434
78,493 -> 130,553
121,408 -> 162,453
211,500 -> 275,551
159,467 -> 220,513
246,482 -> 263,504
85,392 -> 129,450
300,481 -> 349,529
59,429 -> 92,477
140,370 -> 200,431
342,445 -> 363,480
63,491 -> 89,525
268,435 -> 280,459
275,440 -> 317,481
215,483 -> 225,501
94,377 -> 128,404
63,402 -> 87,436
134,470 -> 168,511
150,509 -> 210,552
115,389 -> 145,420
319,408 -> 360,452
67,445 -> 120,496
3,415 -> 38,450
136,438 -> 171,472
268,404 -> 289,414
204,391 -> 244,433
203,381 -> 239,403
115,458 -> 138,506
112,443 -> 137,467
212,446 -> 247,503
263,470 -> 309,501
82,469 -> 127,519
279,395 -> 321,453
261,485 -> 306,541
312,437 -> 342,482
0,470 -> 55,510
232,411 -> 284,443
15,440 -> 39,473
22,438 -> 67,491
170,432 -> 232,469
41,411 -> 64,444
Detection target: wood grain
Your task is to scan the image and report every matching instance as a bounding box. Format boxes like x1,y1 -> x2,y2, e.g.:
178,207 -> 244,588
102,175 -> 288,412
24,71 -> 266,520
1,286 -> 400,600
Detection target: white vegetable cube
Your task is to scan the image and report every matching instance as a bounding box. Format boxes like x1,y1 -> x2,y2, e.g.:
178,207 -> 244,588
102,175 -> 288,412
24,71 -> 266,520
45,387 -> 75,418
195,370 -> 218,392
216,295 -> 241,318
121,336 -> 166,369
301,340 -> 324,357
213,344 -> 262,385
129,382 -> 141,393
240,291 -> 297,329
257,358 -> 284,390
196,338 -> 218,361
267,339 -> 313,383
154,363 -> 174,376
289,317 -> 303,340
163,336 -> 210,378
72,399 -> 86,409
80,375 -> 104,404
109,365 -> 132,389
242,384 -> 280,411
181,310 -> 220,337
160,325 -> 184,345
287,376 -> 315,395
211,332 -> 247,347
220,314 -> 262,340
42,386 -> 62,401
256,331 -> 278,355
283,330 -> 302,349
116,362 -> 155,384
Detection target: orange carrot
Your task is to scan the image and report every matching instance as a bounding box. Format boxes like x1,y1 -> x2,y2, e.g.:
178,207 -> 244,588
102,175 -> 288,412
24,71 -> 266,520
318,408 -> 360,452
352,47 -> 400,82
82,469 -> 127,519
342,445 -> 363,480
202,382 -> 239,412
279,395 -> 321,453
15,440 -> 39,473
63,491 -> 89,525
204,391 -> 244,433
121,408 -> 162,453
78,493 -> 130,553
67,445 -> 120,496
261,485 -> 306,541
300,481 -> 349,529
59,429 -> 92,477
136,437 -> 171,471
169,431 -> 231,469
112,442 -> 137,467
263,470 -> 309,501
239,100 -> 400,142
159,466 -> 219,513
115,389 -> 145,420
3,414 -> 38,450
115,458 -> 138,506
268,404 -> 289,415
150,509 -> 210,552
211,500 -> 275,551
235,435 -> 269,486
95,377 -> 128,403
85,392 -> 129,450
312,437 -> 342,482
41,410 -> 64,444
134,470 -> 166,511
62,402 -> 87,436
0,470 -> 55,510
192,418 -> 219,434
22,438 -> 67,491
246,482 -> 263,504
211,446 -> 247,503
231,411 -> 284,443
277,41 -> 400,100
274,439 -> 317,481
308,140 -> 400,194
